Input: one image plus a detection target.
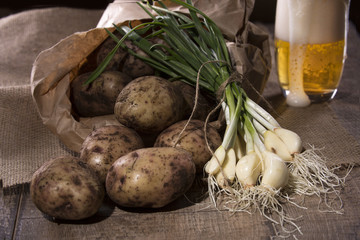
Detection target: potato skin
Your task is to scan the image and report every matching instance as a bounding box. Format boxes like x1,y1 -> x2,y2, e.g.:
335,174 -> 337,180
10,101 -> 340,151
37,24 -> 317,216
30,156 -> 105,220
80,125 -> 144,184
172,81 -> 214,121
154,120 -> 222,173
114,76 -> 185,134
96,35 -> 154,77
71,71 -> 131,117
122,41 -> 154,78
96,35 -> 128,71
106,147 -> 196,208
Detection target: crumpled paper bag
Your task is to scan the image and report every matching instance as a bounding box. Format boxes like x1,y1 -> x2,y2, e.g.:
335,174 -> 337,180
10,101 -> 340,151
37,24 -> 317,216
30,0 -> 271,152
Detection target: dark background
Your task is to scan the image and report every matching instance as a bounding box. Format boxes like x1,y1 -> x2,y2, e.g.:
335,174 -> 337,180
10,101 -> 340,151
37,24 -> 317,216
0,0 -> 359,32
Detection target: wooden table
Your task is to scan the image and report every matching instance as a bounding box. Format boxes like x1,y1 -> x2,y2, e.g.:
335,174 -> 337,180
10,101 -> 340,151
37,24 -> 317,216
1,169 -> 360,239
1,7 -> 360,240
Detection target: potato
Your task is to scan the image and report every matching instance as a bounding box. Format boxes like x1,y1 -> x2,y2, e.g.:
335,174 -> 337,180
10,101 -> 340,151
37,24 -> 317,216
122,40 -> 155,78
114,76 -> 185,134
80,124 -> 144,184
30,156 -> 105,220
96,34 -> 128,71
96,33 -> 155,77
106,147 -> 196,208
154,119 -> 222,173
172,80 -> 214,121
71,70 -> 131,117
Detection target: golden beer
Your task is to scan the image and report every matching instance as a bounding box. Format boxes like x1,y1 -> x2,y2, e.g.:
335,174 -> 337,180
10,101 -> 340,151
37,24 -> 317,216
274,0 -> 350,105
275,39 -> 346,97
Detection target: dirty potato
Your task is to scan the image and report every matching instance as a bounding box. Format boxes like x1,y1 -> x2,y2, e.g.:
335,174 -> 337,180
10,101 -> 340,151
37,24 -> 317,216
122,40 -> 155,78
106,147 -> 196,208
154,119 -> 222,173
96,34 -> 128,71
172,80 -> 214,121
80,124 -> 144,184
96,33 -> 155,77
30,156 -> 105,220
114,76 -> 185,134
71,70 -> 131,117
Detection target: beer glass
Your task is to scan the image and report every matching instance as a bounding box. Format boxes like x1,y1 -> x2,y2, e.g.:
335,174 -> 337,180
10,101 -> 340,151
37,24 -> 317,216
274,0 -> 350,107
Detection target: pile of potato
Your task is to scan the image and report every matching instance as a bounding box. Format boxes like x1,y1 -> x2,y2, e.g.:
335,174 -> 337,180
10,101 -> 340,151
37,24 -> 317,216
30,35 -> 223,220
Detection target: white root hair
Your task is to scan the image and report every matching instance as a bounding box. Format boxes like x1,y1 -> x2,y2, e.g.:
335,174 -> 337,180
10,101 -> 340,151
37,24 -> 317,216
205,145 -> 354,238
287,145 -> 353,214
207,175 -> 304,237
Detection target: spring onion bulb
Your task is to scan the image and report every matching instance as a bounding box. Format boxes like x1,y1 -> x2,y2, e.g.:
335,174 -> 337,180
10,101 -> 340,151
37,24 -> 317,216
205,145 -> 226,175
274,128 -> 302,154
260,151 -> 289,190
264,130 -> 293,161
235,152 -> 261,187
215,148 -> 237,188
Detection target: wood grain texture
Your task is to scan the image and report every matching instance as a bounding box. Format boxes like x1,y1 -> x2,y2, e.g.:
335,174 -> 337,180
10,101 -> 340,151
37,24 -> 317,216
0,188 -> 21,239
0,168 -> 358,240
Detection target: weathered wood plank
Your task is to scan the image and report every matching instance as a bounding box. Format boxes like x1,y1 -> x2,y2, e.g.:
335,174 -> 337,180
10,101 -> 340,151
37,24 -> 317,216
9,167 -> 360,239
13,179 -> 273,240
0,186 -> 22,239
14,201 -> 272,240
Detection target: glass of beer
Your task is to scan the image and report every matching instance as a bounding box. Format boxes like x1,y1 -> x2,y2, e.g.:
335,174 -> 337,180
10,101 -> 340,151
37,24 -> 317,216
275,0 -> 350,107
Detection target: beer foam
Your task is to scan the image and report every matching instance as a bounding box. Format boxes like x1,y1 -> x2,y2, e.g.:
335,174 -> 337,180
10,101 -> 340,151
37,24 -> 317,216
275,0 -> 347,44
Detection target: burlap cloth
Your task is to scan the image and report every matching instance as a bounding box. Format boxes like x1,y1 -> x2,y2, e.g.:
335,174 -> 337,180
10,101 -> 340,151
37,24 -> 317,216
1,7 -> 360,192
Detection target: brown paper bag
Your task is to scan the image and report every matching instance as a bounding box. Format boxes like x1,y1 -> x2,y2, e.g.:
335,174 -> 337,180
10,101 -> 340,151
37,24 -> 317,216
30,0 -> 271,152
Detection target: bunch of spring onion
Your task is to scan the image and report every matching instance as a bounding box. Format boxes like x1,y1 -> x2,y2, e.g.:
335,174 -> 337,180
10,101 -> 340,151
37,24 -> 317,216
88,0 -> 349,236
